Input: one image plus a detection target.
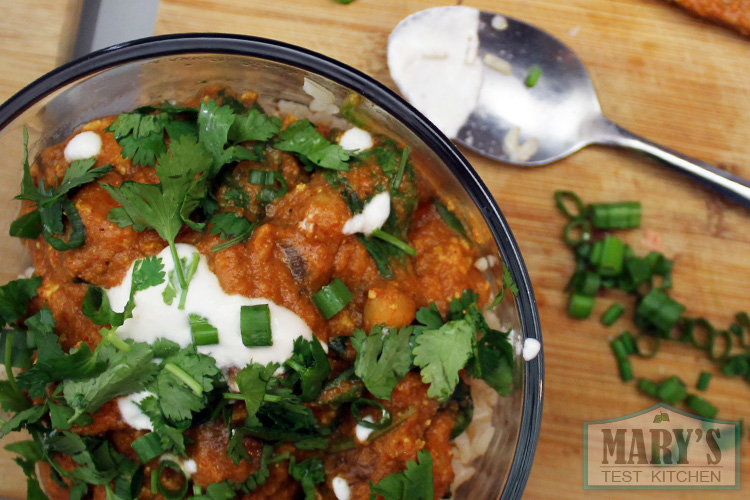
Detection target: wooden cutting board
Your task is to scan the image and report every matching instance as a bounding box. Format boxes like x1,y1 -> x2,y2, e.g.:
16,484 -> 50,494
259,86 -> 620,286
1,1 -> 749,499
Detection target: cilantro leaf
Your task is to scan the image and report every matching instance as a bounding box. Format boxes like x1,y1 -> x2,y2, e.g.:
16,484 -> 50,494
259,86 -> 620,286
63,341 -> 158,422
106,112 -> 169,167
274,120 -> 351,171
0,402 -> 47,437
136,395 -> 188,456
17,326 -> 105,399
4,439 -> 47,500
415,303 -> 443,330
369,449 -> 434,500
198,99 -> 236,171
149,345 -> 222,424
412,320 -> 475,401
229,109 -> 282,142
352,325 -> 413,401
476,330 -> 514,396
209,212 -> 257,252
234,362 -> 276,418
46,432 -> 139,487
288,457 -> 325,500
284,336 -> 331,402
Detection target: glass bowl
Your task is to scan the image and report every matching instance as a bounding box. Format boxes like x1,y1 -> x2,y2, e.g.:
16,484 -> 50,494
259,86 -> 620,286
0,34 -> 543,500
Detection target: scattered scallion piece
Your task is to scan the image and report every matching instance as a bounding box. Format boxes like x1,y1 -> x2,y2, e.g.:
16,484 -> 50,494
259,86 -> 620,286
598,235 -> 625,277
696,371 -> 712,391
634,334 -> 660,358
554,190 -> 585,219
638,378 -> 658,397
240,304 -> 273,347
618,331 -> 636,356
708,330 -> 732,362
312,278 -> 353,319
588,202 -> 641,229
601,303 -> 625,327
722,355 -> 750,377
524,65 -> 542,87
625,257 -> 651,287
636,289 -> 685,334
577,271 -> 600,296
686,395 -> 718,419
656,376 -> 687,405
617,358 -> 634,382
563,218 -> 591,247
683,317 -> 714,350
610,337 -> 628,361
568,293 -> 594,319
248,169 -> 276,186
131,432 -> 165,463
156,460 -> 189,500
189,313 -> 219,346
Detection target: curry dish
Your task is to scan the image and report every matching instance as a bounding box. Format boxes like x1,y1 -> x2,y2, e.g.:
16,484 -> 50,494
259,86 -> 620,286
0,86 -> 516,500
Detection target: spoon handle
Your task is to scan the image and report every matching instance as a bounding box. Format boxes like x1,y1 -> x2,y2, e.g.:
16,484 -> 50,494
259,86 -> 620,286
593,118 -> 750,208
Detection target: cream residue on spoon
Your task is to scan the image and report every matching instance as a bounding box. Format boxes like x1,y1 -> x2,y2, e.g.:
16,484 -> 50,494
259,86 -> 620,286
388,6 -> 483,138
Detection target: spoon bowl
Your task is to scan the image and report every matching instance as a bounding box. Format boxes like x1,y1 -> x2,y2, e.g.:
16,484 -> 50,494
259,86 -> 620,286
389,7 -> 750,207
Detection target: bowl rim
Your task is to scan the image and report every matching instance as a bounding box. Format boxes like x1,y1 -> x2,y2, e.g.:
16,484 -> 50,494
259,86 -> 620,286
0,33 -> 543,500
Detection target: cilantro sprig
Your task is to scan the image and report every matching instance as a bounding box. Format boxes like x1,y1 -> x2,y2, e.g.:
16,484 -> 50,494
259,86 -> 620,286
352,325 -> 413,401
10,129 -> 112,250
369,449 -> 434,500
275,119 -> 352,171
103,135 -> 212,307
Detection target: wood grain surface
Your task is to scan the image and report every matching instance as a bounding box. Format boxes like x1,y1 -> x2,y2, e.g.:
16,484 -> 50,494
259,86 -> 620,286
1,0 -> 750,499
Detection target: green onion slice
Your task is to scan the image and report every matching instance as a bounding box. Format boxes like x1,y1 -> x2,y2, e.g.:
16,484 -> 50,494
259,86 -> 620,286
156,460 -> 189,500
568,293 -> 595,319
588,201 -> 641,229
708,329 -> 732,362
617,358 -> 634,382
525,65 -> 542,87
696,371 -> 712,392
636,289 -> 685,334
312,278 -> 353,319
598,235 -> 625,277
240,304 -> 273,347
562,217 -> 591,247
131,433 -> 165,463
634,334 -> 660,358
248,169 -> 276,186
618,332 -> 636,356
684,317 -> 714,350
351,398 -> 393,430
553,190 -> 585,219
638,378 -> 658,397
189,314 -> 219,346
601,303 -> 625,327
686,395 -> 718,419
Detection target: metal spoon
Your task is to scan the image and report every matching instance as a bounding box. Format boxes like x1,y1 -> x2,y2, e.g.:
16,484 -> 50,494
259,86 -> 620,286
388,8 -> 750,207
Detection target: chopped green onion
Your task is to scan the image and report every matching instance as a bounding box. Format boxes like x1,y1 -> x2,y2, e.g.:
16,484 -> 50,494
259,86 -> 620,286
610,338 -> 629,360
722,355 -> 750,377
696,371 -> 712,391
562,218 -> 591,247
156,460 -> 189,500
524,65 -> 542,87
684,317 -> 714,350
131,433 -> 165,463
588,201 -> 641,229
371,228 -> 417,257
598,235 -> 625,277
576,271 -> 600,296
248,169 -> 276,186
734,312 -> 750,347
638,378 -> 658,397
575,243 -> 592,262
164,362 -> 203,396
240,304 -> 273,347
151,468 -> 158,494
617,358 -> 634,382
553,190 -> 585,219
634,334 -> 660,358
351,398 -> 393,430
589,240 -> 603,266
189,314 -> 219,346
656,376 -> 687,405
391,146 -> 410,190
568,293 -> 595,319
618,331 -> 636,356
312,278 -> 353,319
193,485 -> 203,496
601,303 -> 625,327
625,257 -> 651,286
708,330 -> 732,362
636,289 -> 685,334
686,395 -> 718,419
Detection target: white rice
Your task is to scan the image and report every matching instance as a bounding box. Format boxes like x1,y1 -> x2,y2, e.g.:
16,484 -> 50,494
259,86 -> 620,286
482,53 -> 513,76
276,77 -> 350,129
503,126 -> 538,162
451,378 -> 500,489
